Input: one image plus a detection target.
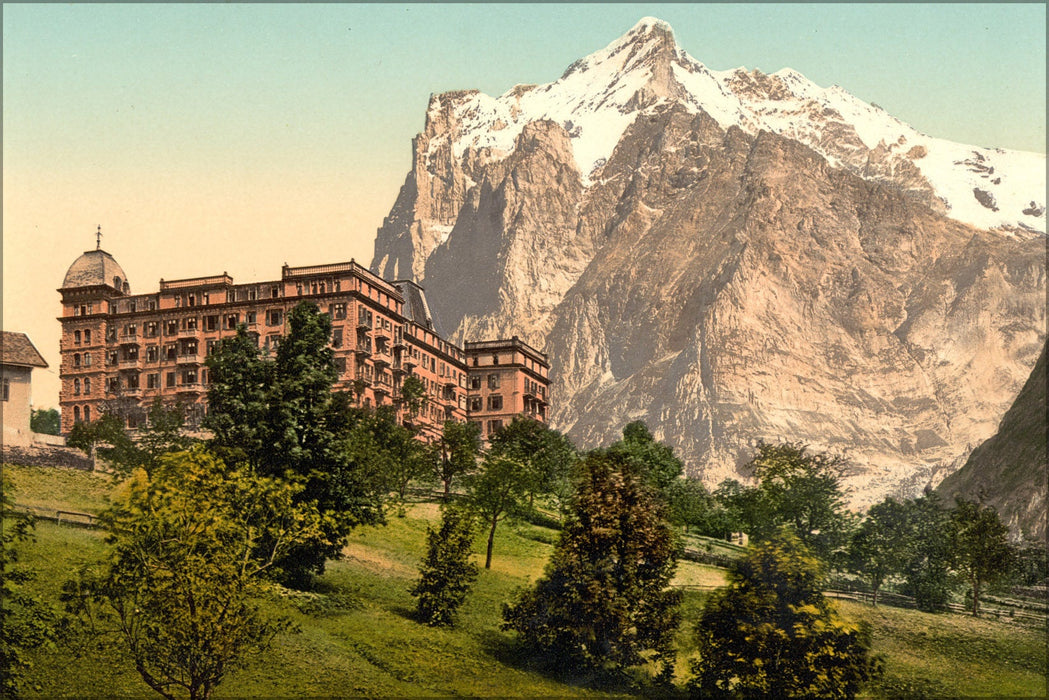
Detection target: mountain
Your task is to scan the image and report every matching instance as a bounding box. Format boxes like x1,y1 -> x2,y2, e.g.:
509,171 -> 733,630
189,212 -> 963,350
371,18 -> 1046,505
937,342 -> 1047,542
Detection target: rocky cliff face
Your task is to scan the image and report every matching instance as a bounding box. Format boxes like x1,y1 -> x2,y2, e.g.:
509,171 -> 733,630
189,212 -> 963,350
937,342 -> 1047,542
370,18 -> 1046,505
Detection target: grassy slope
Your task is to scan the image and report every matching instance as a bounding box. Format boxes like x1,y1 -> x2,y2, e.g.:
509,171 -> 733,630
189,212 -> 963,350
8,464 -> 1048,698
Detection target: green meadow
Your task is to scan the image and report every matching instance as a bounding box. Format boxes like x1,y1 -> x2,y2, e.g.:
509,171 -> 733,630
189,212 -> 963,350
5,463 -> 1046,697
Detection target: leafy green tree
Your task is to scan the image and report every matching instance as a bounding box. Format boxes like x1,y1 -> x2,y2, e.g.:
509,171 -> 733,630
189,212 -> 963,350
204,325 -> 271,465
1,480 -> 59,698
365,405 -> 433,499
399,374 -> 428,421
665,477 -> 723,535
900,491 -> 956,612
690,530 -> 880,698
952,499 -> 1013,616
205,302 -> 387,586
744,442 -> 854,561
848,497 -> 913,606
714,478 -> 768,538
67,400 -> 196,475
610,420 -> 683,492
62,448 -> 323,700
29,408 -> 60,435
487,416 -> 577,508
502,449 -> 681,675
435,420 -> 480,498
467,454 -> 531,569
411,506 -> 478,626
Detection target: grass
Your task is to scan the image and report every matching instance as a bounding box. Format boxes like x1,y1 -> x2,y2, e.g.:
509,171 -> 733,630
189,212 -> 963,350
7,463 -> 1048,697
3,462 -> 118,515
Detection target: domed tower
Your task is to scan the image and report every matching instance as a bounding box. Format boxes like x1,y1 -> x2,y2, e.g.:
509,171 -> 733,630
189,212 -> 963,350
57,229 -> 130,433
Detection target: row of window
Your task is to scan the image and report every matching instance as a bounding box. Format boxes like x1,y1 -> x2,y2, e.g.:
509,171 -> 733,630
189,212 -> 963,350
467,394 -> 503,412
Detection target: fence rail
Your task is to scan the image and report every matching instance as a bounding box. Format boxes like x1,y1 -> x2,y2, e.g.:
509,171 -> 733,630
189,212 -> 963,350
7,504 -> 101,529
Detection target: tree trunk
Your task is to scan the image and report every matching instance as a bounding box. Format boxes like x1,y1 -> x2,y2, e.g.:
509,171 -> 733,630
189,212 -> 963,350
443,477 -> 451,500
872,585 -> 879,607
486,515 -> 498,569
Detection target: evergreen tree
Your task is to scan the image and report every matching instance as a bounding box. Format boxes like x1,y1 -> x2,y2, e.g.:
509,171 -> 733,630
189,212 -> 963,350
411,506 -> 478,626
690,530 -> 880,698
952,499 -> 1013,616
502,449 -> 681,674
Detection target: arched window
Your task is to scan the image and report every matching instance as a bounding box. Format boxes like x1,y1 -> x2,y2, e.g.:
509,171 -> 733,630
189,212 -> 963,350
74,330 -> 82,344
73,378 -> 81,395
114,276 -> 122,289
84,405 -> 91,422
84,377 -> 91,394
73,353 -> 81,367
84,353 -> 92,367
84,330 -> 92,343
73,406 -> 81,423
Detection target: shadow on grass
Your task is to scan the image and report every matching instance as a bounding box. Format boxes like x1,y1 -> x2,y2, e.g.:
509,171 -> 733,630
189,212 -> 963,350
476,629 -> 681,697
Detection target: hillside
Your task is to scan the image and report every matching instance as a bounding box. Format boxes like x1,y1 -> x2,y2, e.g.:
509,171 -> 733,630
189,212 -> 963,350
938,342 -> 1047,542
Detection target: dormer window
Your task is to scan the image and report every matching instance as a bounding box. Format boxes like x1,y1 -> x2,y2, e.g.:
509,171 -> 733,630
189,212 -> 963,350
113,276 -> 122,289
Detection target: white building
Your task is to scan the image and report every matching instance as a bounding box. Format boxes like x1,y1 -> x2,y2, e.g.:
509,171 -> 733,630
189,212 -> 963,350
2,331 -> 49,446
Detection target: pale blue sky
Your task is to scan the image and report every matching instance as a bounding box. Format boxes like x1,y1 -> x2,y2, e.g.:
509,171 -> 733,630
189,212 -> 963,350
2,3 -> 1046,408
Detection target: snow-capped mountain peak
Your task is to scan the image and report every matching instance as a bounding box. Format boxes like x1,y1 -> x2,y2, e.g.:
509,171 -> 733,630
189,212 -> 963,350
425,17 -> 1045,235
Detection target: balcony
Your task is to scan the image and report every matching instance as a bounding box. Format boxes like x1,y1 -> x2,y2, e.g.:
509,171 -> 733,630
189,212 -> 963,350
373,327 -> 390,342
356,318 -> 373,331
176,354 -> 200,364
353,345 -> 372,358
119,358 -> 141,367
176,382 -> 204,392
179,327 -> 200,336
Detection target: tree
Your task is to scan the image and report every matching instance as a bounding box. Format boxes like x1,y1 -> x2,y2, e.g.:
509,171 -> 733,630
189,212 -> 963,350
62,448 -> 323,700
1,480 -> 59,697
952,499 -> 1013,616
435,420 -> 480,498
502,449 -> 681,675
665,477 -> 722,535
744,442 -> 854,561
410,506 -> 478,626
204,302 -> 387,587
67,399 -> 196,475
848,497 -> 912,606
467,453 -> 531,569
399,374 -> 427,422
486,416 -> 577,508
364,405 -> 433,500
900,491 -> 956,612
610,421 -> 682,492
29,408 -> 60,435
204,325 -> 271,465
690,530 -> 880,698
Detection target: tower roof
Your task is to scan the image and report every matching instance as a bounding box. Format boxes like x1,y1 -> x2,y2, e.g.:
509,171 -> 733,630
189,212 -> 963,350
61,249 -> 129,293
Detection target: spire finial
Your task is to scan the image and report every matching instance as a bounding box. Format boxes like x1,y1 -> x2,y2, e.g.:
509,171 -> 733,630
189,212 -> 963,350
96,225 -> 102,250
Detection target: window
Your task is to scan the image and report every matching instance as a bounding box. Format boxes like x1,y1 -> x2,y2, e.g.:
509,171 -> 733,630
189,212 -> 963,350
83,353 -> 92,367
268,335 -> 281,350
145,321 -> 158,337
188,294 -> 196,307
123,346 -> 139,361
166,372 -> 176,388
332,328 -> 343,348
182,369 -> 197,385
267,309 -> 283,326
335,357 -> 346,374
165,344 -> 177,361
470,376 -> 482,390
202,292 -> 210,305
126,373 -> 140,390
73,353 -> 81,367
74,330 -> 81,344
206,340 -> 218,356
73,406 -> 80,422
246,311 -> 257,324
225,314 -> 239,330
108,351 -> 118,366
271,286 -> 279,299
332,303 -> 346,320
147,373 -> 159,389
147,300 -> 157,311
147,346 -> 159,362
487,373 -> 500,389
472,356 -> 478,366
166,320 -> 178,335
84,405 -> 91,422
492,354 -> 500,365
107,327 -> 117,342
125,323 -> 137,337
129,301 -> 137,313
487,395 -> 503,411
184,317 -> 198,332
84,377 -> 91,394
468,396 -> 482,412
204,315 -> 218,332
487,419 -> 503,435
107,377 -> 119,393
84,330 -> 91,344
181,339 -> 198,356
74,378 -> 81,395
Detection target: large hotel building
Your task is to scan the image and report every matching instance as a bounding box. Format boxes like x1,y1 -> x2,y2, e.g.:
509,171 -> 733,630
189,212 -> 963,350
58,244 -> 549,441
